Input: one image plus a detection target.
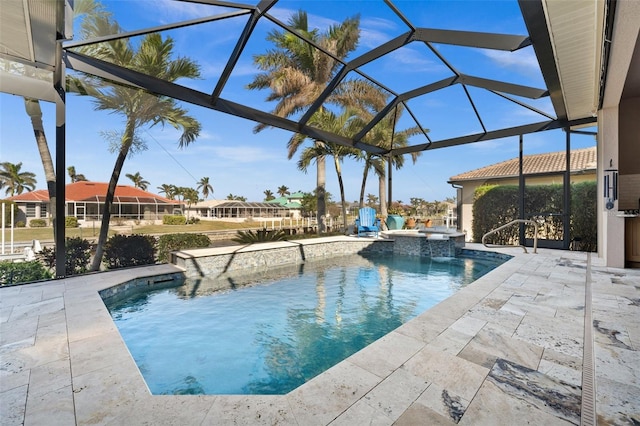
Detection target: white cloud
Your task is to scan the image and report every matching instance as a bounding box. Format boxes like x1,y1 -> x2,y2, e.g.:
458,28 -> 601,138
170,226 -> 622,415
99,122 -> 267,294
184,144 -> 284,164
359,27 -> 392,49
481,48 -> 540,75
198,60 -> 259,80
150,0 -> 237,21
361,16 -> 398,32
359,17 -> 400,49
267,7 -> 298,25
387,47 -> 439,71
468,138 -> 514,152
197,130 -> 221,142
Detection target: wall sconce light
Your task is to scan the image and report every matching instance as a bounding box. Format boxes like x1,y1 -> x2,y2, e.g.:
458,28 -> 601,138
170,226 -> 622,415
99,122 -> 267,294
604,159 -> 618,210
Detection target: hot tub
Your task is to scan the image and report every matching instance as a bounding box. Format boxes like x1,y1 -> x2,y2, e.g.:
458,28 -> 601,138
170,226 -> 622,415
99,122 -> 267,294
381,228 -> 466,257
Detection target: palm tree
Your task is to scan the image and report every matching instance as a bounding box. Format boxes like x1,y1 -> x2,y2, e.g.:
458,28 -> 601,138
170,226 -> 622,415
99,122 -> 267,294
157,183 -> 177,200
277,185 -> 290,197
181,187 -> 199,222
247,10 -> 360,233
74,13 -> 201,272
358,105 -> 422,219
125,172 -> 150,190
0,162 -> 37,196
197,177 -> 214,199
433,200 -> 442,216
264,189 -> 275,201
24,99 -> 57,238
292,108 -> 362,230
67,166 -> 88,183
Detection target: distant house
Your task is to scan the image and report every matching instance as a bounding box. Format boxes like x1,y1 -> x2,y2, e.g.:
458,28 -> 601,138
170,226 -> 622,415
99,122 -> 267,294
5,181 -> 183,226
187,199 -> 290,221
266,191 -> 305,217
185,192 -> 304,221
448,147 -> 597,241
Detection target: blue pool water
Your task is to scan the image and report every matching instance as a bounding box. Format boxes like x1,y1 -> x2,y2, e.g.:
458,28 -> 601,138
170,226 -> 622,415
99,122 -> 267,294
104,253 -> 506,395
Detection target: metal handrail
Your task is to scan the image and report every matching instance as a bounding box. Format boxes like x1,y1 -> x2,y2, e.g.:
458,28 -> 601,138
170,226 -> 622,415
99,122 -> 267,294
482,219 -> 538,254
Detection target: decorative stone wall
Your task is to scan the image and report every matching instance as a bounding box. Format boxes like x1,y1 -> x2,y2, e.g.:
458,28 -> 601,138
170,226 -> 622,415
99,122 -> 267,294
99,271 -> 185,302
390,232 -> 466,258
459,248 -> 513,262
173,238 -> 393,278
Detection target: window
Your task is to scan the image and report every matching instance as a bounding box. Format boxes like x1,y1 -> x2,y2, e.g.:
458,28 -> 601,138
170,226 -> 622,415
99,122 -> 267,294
26,203 -> 36,218
40,204 -> 47,218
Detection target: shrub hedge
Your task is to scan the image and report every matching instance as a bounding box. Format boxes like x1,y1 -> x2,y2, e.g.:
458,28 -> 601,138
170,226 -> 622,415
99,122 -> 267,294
0,261 -> 53,286
29,219 -> 47,228
157,233 -> 211,262
570,181 -> 598,251
38,237 -> 92,276
103,234 -> 157,269
65,216 -> 79,228
163,215 -> 187,225
472,181 -> 596,251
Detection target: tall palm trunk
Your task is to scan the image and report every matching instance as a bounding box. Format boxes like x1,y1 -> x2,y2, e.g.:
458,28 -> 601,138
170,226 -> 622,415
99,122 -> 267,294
90,122 -> 134,271
359,156 -> 371,209
316,144 -> 327,234
379,172 -> 388,230
333,155 -> 348,231
25,99 -> 57,242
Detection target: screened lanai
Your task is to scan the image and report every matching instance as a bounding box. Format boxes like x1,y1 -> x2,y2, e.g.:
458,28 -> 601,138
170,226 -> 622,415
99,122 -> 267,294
208,201 -> 289,219
70,195 -> 179,221
1,0 -> 638,276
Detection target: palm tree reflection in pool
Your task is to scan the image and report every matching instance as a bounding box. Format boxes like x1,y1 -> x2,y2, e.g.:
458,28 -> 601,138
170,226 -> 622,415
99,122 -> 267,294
245,264 -> 416,394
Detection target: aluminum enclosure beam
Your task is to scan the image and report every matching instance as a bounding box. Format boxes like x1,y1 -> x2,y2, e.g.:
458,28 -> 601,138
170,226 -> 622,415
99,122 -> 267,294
353,74 -> 548,143
64,10 -> 252,50
413,28 -> 531,51
392,116 -> 596,155
519,0 -> 568,120
211,1 -> 276,101
65,51 -> 387,155
458,74 -> 548,99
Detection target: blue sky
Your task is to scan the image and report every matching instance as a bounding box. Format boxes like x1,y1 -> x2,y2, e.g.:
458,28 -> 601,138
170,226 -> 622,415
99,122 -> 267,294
0,0 -> 597,204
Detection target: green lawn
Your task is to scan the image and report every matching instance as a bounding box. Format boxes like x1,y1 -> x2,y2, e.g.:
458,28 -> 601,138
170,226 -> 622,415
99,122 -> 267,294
133,221 -> 258,234
3,221 -> 261,243
1,227 -> 110,243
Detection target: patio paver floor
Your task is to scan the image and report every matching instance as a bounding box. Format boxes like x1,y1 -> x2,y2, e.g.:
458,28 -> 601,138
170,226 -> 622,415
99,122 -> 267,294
1,242 -> 638,425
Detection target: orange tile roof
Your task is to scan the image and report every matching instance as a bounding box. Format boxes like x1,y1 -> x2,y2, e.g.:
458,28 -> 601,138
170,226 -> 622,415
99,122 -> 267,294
448,147 -> 597,182
5,182 -> 180,204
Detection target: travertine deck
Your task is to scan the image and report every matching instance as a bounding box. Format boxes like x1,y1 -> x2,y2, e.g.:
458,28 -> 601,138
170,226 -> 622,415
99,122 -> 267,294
1,242 -> 638,425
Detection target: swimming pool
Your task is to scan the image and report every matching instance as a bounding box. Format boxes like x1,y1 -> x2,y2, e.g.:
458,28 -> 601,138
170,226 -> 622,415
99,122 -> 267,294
104,252 -> 507,395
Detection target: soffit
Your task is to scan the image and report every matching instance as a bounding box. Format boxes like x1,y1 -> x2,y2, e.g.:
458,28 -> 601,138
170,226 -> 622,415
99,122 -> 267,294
0,0 -> 59,101
602,0 -> 640,105
542,0 -> 605,121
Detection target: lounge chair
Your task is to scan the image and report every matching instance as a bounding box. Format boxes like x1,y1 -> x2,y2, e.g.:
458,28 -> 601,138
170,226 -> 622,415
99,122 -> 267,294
355,207 -> 381,238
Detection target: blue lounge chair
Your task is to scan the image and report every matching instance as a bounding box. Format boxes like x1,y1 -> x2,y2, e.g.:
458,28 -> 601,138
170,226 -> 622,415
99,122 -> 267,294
355,207 -> 381,238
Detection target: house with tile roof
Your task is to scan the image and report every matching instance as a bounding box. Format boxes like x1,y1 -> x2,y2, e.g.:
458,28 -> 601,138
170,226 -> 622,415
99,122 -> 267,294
186,199 -> 290,221
5,181 -> 183,227
448,147 -> 597,242
265,191 -> 305,217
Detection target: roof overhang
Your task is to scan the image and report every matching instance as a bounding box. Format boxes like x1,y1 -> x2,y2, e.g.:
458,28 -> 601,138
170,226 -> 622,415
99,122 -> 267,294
0,0 -> 71,101
519,0 -> 606,123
